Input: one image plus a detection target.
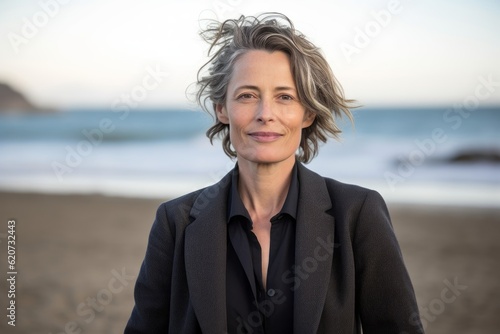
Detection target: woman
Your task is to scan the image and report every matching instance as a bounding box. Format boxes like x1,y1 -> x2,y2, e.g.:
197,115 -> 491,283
125,13 -> 424,334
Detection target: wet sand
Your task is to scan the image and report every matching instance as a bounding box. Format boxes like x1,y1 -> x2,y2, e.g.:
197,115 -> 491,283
0,191 -> 499,333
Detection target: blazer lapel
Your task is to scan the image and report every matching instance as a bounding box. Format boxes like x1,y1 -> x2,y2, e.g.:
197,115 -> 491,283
184,170 -> 232,334
294,163 -> 335,334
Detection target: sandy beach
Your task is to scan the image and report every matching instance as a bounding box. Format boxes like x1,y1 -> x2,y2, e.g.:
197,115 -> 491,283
0,191 -> 499,334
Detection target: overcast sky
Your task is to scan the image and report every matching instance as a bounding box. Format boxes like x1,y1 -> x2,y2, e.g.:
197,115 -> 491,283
0,0 -> 499,109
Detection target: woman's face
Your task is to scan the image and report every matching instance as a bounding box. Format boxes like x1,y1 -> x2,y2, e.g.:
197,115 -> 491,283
216,50 -> 314,166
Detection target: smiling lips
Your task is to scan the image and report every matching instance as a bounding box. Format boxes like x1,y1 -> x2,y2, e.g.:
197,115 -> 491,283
248,131 -> 283,142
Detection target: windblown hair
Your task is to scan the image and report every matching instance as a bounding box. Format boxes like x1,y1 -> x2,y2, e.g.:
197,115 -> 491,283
195,13 -> 355,163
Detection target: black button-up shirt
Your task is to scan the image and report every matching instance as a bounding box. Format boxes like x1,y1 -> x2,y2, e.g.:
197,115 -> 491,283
226,163 -> 299,334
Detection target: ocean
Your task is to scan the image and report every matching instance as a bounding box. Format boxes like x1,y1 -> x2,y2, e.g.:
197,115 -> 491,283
1,107 -> 499,207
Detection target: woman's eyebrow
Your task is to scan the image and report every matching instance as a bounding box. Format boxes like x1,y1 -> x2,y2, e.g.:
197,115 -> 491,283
234,85 -> 259,91
274,86 -> 296,92
234,85 -> 296,92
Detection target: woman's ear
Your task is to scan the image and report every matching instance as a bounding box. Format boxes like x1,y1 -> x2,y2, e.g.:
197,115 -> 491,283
216,104 -> 229,124
302,111 -> 316,128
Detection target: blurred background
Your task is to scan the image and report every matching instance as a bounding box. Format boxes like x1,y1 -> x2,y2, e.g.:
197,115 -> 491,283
0,0 -> 499,333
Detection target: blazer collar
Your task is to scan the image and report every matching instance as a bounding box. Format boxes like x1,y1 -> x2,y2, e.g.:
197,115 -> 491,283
184,162 -> 334,334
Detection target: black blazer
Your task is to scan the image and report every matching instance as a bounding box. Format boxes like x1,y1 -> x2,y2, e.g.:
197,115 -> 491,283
125,163 -> 423,333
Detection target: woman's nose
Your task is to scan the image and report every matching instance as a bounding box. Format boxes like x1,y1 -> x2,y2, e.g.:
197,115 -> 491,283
256,99 -> 275,123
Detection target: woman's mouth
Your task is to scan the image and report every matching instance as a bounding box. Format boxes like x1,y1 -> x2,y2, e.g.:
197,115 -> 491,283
248,132 -> 283,142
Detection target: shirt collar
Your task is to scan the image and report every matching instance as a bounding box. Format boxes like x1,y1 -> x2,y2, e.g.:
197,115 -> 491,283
227,161 -> 299,224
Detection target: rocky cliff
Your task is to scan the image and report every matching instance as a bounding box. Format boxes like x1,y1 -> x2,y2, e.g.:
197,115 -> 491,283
0,82 -> 50,112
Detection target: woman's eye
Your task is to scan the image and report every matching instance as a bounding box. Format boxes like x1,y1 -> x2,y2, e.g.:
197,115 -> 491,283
237,93 -> 254,100
279,94 -> 293,101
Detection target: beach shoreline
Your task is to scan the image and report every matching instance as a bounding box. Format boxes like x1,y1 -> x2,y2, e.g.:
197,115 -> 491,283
0,191 -> 499,333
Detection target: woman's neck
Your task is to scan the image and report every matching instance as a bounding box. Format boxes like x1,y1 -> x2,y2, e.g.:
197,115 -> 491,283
236,157 -> 295,222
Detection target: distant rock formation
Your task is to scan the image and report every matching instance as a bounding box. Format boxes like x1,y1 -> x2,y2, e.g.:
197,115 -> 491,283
395,148 -> 500,166
0,82 -> 52,112
448,149 -> 500,163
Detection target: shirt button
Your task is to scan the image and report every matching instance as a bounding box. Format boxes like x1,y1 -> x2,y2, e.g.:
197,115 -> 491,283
267,288 -> 276,297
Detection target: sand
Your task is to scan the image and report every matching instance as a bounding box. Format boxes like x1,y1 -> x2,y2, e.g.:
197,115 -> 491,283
0,191 -> 499,334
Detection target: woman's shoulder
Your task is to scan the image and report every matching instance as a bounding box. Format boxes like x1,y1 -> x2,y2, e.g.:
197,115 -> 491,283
299,164 -> 378,198
150,187 -> 208,237
321,176 -> 388,211
298,162 -> 386,209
